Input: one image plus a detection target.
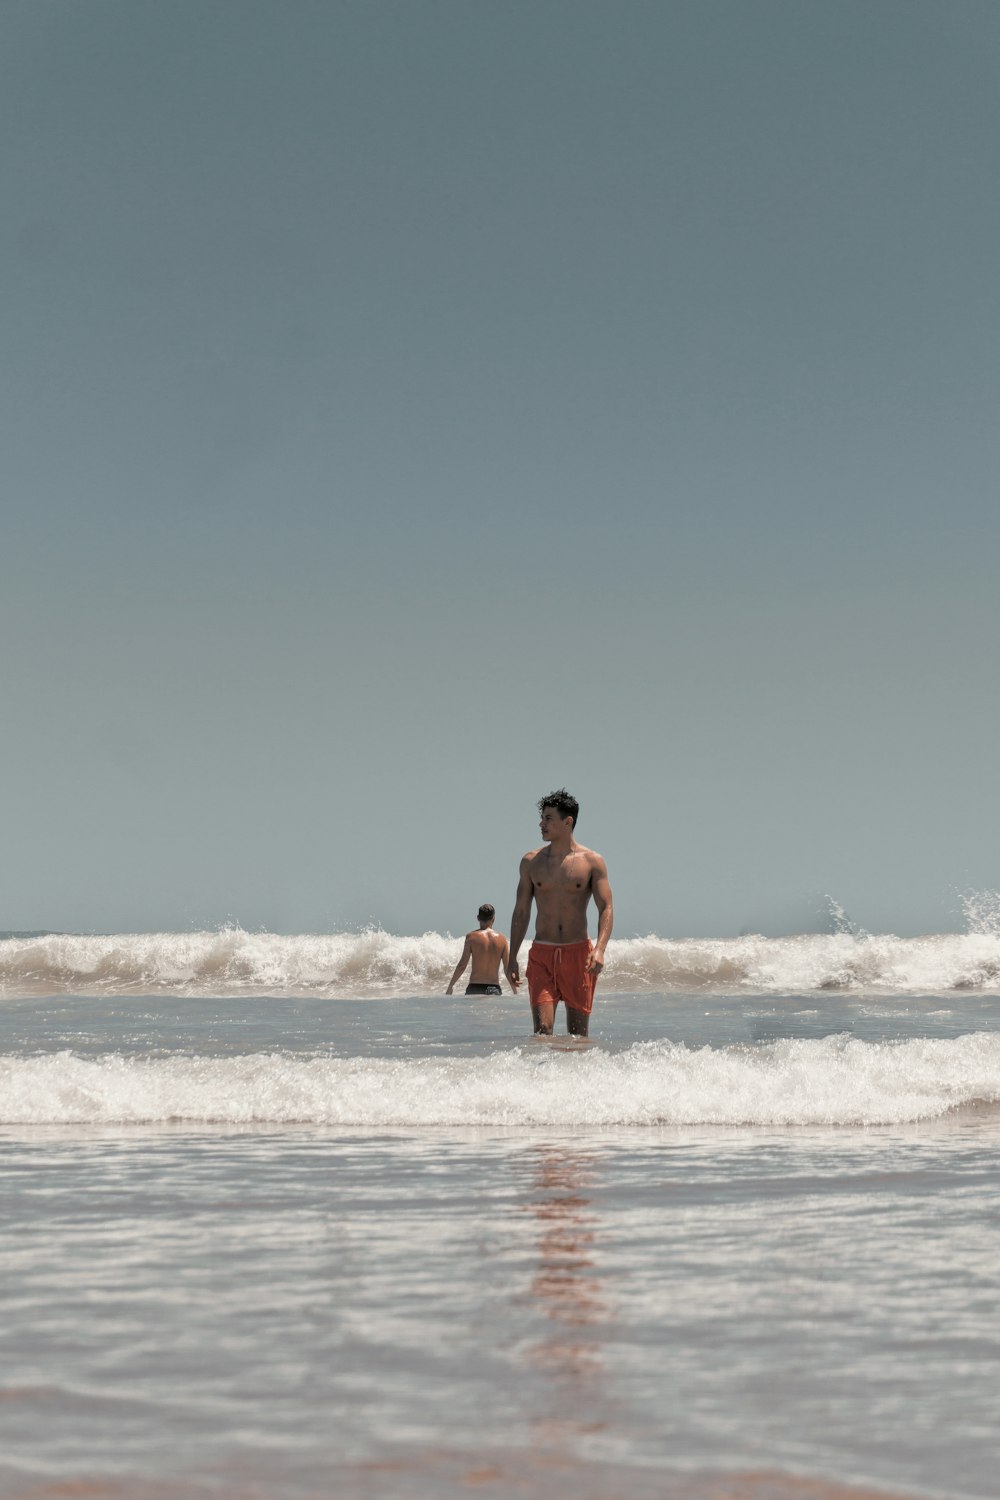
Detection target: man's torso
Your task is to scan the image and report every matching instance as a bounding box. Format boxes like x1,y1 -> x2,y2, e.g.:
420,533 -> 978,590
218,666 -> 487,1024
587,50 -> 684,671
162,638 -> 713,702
525,844 -> 599,944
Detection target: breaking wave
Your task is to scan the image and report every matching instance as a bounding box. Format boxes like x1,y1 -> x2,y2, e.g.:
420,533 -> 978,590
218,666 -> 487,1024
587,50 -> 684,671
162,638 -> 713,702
2,1034 -> 998,1127
5,919 -> 1000,997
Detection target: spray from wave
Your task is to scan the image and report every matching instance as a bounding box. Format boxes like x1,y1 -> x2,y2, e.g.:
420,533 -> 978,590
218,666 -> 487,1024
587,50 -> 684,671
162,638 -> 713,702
3,897 -> 1000,998
1,1034 -> 998,1127
959,888 -> 1000,937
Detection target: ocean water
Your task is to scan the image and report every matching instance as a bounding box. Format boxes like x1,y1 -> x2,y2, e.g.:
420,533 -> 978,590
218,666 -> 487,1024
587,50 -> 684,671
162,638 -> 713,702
3,930 -> 1000,1500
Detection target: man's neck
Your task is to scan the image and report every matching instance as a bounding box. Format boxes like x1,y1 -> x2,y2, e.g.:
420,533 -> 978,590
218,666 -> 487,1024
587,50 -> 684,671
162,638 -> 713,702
547,834 -> 577,858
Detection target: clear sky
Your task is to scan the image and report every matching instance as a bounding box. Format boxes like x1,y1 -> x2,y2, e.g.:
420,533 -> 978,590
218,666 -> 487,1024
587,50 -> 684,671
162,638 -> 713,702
3,0 -> 999,937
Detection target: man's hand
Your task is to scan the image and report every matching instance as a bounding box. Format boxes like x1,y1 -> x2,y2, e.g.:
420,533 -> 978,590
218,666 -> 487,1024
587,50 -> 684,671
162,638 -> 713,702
507,960 -> 520,992
586,950 -> 605,976
445,984 -> 454,995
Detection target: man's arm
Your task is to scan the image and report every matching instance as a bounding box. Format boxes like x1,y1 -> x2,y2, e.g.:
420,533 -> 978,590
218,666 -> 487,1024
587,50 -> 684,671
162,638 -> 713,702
507,856 -> 534,991
586,855 -> 613,975
500,935 -> 515,992
446,936 -> 473,995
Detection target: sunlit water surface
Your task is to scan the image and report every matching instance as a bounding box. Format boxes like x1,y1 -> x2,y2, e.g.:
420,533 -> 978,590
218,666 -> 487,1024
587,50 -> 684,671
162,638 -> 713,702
2,990 -> 1000,1499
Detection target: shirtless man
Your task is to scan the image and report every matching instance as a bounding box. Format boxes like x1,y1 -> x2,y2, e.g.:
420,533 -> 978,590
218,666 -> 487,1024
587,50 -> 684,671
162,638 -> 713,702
508,789 -> 613,1037
446,903 -> 514,996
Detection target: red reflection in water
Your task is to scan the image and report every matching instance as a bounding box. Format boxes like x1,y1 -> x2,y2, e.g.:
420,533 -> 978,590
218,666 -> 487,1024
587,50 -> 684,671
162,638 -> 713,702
520,1146 -> 609,1435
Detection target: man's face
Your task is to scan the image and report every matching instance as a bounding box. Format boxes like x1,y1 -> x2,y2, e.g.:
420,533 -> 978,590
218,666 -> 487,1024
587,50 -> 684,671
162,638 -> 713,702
539,805 -> 571,842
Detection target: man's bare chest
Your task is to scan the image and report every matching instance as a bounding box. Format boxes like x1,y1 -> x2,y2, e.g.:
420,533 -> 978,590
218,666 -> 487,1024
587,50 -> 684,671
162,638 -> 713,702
531,854 -> 591,896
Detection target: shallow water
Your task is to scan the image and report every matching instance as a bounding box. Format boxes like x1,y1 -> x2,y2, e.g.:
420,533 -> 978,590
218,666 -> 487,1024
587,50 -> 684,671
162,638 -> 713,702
2,990 -> 999,1498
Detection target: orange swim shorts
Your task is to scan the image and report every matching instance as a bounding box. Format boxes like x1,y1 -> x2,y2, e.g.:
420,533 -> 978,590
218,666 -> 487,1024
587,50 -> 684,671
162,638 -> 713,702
526,940 -> 598,1016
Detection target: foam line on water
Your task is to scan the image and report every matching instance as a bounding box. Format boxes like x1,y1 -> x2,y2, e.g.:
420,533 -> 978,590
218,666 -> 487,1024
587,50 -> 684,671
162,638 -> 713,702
5,926 -> 1000,996
2,1034 -> 999,1126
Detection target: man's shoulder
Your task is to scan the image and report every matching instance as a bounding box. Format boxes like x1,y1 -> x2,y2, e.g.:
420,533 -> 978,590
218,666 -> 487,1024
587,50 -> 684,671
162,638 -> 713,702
521,845 -> 545,864
575,842 -> 607,867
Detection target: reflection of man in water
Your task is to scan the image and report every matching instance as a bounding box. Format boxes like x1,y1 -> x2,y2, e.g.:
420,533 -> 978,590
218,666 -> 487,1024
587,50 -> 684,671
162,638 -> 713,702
521,1143 -> 609,1444
508,790 -> 614,1037
446,903 -> 514,995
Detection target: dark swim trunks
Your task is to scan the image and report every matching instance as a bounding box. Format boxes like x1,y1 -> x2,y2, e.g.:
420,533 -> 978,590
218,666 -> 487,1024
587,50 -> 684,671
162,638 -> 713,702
465,982 -> 502,996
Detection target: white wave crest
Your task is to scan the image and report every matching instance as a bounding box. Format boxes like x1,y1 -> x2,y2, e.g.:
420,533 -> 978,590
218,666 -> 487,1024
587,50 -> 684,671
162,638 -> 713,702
5,925 -> 1000,997
0,927 -> 458,996
2,1034 -> 999,1127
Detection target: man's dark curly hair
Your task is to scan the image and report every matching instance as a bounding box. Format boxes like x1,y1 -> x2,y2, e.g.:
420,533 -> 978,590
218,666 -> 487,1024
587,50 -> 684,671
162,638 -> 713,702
537,788 -> 579,829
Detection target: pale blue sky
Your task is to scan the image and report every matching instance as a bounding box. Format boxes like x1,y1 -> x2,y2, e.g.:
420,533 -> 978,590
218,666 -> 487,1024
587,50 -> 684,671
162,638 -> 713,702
3,0 -> 999,936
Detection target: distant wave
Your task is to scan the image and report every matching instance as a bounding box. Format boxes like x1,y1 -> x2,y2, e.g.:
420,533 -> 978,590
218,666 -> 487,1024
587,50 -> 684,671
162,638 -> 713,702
5,924 -> 1000,997
2,1034 -> 998,1126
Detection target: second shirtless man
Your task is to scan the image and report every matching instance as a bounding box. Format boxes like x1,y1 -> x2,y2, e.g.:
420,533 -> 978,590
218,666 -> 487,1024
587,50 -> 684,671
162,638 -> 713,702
508,789 -> 613,1037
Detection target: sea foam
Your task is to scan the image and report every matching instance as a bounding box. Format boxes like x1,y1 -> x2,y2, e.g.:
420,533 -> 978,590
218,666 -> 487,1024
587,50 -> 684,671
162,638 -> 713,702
4,925 -> 1000,997
2,1034 -> 999,1127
